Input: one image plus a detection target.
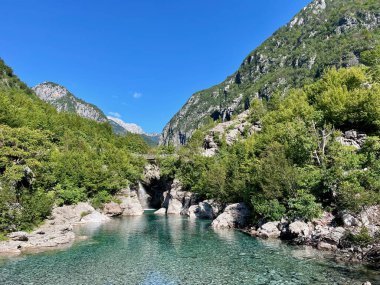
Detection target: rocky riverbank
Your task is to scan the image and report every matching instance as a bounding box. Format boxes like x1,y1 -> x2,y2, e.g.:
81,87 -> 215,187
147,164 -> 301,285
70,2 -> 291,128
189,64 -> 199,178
147,176 -> 380,271
0,202 -> 110,256
241,208 -> 380,270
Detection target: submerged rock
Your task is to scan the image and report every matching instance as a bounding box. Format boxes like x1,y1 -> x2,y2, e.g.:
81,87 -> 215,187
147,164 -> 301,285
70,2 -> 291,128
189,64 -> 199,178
211,203 -> 250,229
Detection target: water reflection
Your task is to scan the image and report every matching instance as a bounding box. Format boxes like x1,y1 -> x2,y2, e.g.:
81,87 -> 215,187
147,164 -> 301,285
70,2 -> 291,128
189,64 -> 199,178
0,215 -> 378,285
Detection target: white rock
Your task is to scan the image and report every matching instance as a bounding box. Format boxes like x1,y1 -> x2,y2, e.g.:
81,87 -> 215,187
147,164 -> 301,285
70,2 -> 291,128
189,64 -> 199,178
154,208 -> 167,215
79,211 -> 110,223
211,203 -> 250,229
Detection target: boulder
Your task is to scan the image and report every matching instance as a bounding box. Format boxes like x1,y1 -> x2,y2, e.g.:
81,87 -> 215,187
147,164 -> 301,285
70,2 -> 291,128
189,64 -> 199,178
154,208 -> 167,215
8,231 -> 29,242
317,241 -> 337,251
103,202 -> 123,217
188,201 -> 214,219
289,221 -> 313,238
360,206 -> 380,227
204,199 -> 223,217
342,213 -> 359,227
79,211 -> 110,223
119,191 -> 144,216
143,164 -> 160,184
326,227 -> 346,245
167,198 -> 183,215
257,222 -> 281,238
363,246 -> 380,269
51,202 -> 95,224
211,203 -> 250,229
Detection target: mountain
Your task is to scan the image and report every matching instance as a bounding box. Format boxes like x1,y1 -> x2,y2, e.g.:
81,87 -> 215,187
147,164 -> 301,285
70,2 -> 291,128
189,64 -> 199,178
107,116 -> 144,134
32,82 -> 107,123
108,116 -> 160,145
0,59 -> 32,93
32,82 -> 160,145
161,0 -> 380,146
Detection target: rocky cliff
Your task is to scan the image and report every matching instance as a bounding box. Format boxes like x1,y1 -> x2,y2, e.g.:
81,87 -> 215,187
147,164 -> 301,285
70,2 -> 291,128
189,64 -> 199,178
161,0 -> 380,146
32,82 -> 108,122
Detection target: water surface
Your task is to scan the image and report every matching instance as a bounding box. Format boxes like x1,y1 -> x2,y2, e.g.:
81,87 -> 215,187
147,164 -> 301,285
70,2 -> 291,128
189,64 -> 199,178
0,214 -> 379,285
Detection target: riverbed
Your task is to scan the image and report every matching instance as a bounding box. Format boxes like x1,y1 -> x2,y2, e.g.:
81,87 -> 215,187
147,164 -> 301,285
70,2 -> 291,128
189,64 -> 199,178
0,214 -> 378,285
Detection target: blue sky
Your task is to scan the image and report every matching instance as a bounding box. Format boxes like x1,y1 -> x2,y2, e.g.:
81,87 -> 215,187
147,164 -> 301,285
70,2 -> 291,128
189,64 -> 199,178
1,0 -> 311,133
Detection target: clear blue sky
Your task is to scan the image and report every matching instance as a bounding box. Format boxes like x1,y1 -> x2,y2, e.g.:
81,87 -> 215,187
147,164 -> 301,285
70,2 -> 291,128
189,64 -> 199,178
1,0 -> 311,133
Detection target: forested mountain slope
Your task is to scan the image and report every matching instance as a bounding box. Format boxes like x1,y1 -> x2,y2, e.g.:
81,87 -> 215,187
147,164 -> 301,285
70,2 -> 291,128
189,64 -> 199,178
161,0 -> 380,146
0,59 -> 149,235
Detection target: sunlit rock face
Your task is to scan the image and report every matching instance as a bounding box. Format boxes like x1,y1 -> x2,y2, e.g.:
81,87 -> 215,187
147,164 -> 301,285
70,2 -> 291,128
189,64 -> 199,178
32,82 -> 107,122
161,0 -> 380,146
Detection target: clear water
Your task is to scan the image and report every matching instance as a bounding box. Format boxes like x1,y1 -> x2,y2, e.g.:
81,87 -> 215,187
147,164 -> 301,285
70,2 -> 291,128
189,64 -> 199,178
0,214 -> 379,285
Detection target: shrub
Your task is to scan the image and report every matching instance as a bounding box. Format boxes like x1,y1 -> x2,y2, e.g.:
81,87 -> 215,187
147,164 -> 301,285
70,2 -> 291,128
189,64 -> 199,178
252,198 -> 286,221
91,191 -> 112,209
287,191 -> 323,221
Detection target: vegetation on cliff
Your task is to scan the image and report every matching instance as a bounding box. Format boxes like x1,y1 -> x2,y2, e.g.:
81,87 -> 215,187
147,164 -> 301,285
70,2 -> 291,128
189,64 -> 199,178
161,0 -> 380,146
0,62 -> 148,234
158,48 -> 380,223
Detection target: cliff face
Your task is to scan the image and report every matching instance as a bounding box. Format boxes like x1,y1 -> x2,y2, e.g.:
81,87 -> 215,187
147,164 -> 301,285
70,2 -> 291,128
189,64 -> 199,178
161,0 -> 380,146
32,82 -> 107,123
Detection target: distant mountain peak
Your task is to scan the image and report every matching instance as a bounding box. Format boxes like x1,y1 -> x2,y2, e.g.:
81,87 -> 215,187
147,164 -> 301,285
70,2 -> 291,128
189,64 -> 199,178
107,116 -> 144,134
32,82 -> 107,123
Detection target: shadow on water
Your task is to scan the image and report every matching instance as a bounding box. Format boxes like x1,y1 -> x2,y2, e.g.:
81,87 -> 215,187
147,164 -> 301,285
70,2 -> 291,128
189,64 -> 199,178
0,215 -> 379,285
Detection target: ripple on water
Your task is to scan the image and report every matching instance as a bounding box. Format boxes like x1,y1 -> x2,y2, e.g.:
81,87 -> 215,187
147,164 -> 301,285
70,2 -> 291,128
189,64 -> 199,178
0,215 -> 378,285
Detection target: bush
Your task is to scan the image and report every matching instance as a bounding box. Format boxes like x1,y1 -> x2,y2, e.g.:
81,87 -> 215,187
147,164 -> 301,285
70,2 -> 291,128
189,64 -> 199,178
91,191 -> 112,209
252,198 -> 286,221
342,227 -> 373,247
56,184 -> 87,206
287,191 -> 323,221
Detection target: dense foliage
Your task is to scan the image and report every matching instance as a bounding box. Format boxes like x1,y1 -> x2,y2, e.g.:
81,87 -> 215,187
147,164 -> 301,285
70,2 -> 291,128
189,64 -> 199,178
162,0 -> 380,146
159,53 -> 380,223
0,69 -> 148,233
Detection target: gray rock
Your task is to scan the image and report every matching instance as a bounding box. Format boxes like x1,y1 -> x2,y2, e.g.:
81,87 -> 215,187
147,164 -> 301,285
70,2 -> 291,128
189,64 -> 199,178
80,211 -> 110,223
103,202 -> 123,217
8,231 -> 28,242
188,201 -> 214,220
289,221 -> 313,238
342,213 -> 359,227
258,222 -> 281,238
167,198 -> 183,215
327,227 -> 346,244
154,208 -> 167,215
317,241 -> 337,251
211,203 -> 250,229
0,202 -> 110,255
119,190 -> 144,216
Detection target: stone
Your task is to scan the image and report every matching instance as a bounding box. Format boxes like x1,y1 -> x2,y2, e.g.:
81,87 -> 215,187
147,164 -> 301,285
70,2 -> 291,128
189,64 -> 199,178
167,198 -> 183,215
119,191 -> 144,216
103,202 -> 123,217
326,227 -> 346,244
79,211 -> 110,223
363,246 -> 380,269
0,202 -> 110,255
154,208 -> 167,215
211,203 -> 250,229
317,241 -> 337,251
188,201 -> 214,220
342,213 -> 359,227
258,222 -> 281,238
143,164 -> 160,184
289,221 -> 312,238
8,231 -> 29,242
